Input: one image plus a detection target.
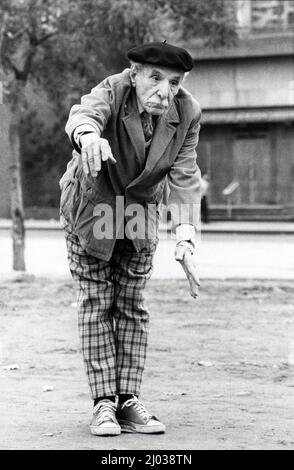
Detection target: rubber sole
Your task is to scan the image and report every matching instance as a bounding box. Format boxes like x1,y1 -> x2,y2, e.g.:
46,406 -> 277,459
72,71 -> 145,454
118,420 -> 166,434
90,425 -> 121,436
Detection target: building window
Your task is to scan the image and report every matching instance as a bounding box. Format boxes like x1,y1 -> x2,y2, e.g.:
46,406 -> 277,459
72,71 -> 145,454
237,0 -> 294,33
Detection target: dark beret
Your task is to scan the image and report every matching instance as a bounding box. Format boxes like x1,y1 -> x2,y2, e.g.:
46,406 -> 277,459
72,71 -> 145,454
127,41 -> 194,72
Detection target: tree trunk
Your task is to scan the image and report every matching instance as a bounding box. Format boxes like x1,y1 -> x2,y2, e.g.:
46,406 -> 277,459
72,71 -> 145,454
9,112 -> 26,272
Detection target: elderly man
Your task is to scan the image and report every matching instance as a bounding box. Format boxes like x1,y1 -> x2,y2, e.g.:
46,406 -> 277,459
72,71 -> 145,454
60,41 -> 201,436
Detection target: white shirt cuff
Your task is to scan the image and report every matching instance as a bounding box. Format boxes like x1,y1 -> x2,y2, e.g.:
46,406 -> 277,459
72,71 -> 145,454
73,124 -> 98,146
176,224 -> 195,245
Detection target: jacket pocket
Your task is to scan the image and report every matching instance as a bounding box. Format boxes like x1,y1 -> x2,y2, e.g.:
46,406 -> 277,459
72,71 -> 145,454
60,177 -> 80,222
147,178 -> 166,204
80,168 -> 114,203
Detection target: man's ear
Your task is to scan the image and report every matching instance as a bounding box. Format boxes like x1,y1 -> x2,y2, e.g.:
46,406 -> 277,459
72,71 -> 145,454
129,67 -> 137,87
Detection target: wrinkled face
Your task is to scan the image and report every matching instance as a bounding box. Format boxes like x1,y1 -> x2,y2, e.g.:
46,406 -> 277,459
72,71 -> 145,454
130,64 -> 184,115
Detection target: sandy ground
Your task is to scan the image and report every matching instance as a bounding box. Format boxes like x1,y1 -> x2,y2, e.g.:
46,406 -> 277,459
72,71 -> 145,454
1,277 -> 294,450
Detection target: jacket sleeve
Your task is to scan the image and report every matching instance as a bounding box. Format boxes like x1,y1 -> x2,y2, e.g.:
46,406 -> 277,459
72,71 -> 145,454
167,106 -> 202,231
65,76 -> 116,152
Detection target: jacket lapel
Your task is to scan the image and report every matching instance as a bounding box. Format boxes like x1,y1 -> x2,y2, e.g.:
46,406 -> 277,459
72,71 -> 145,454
127,101 -> 180,189
122,91 -> 145,163
145,101 -> 180,171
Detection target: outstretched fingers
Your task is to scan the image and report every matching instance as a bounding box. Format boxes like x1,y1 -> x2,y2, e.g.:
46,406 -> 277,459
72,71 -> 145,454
100,140 -> 116,164
79,135 -> 116,177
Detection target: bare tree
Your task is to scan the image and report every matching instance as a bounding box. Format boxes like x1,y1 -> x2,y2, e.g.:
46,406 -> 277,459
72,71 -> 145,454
0,11 -> 25,271
0,0 -> 60,271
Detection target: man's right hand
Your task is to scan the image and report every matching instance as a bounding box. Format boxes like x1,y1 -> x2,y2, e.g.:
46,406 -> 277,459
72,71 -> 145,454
80,133 -> 116,177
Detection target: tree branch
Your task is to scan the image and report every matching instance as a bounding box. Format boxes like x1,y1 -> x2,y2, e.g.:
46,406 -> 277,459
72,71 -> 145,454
3,54 -> 22,78
4,47 -> 35,82
0,12 -> 9,64
21,47 -> 35,80
35,30 -> 59,45
5,28 -> 28,41
2,24 -> 57,81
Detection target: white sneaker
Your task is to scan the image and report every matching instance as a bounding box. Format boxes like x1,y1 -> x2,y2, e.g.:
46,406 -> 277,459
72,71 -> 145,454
90,399 -> 121,436
117,396 -> 165,434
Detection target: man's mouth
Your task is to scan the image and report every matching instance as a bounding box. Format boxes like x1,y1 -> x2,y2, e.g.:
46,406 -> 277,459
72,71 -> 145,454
146,102 -> 166,109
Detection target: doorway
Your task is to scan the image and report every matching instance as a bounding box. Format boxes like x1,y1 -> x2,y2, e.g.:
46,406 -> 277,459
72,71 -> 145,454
233,136 -> 272,204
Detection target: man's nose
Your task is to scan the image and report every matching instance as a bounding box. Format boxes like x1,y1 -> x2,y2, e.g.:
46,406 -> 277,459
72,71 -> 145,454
156,80 -> 169,99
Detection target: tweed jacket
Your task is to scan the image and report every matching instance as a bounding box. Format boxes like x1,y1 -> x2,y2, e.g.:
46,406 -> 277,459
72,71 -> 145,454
60,68 -> 201,261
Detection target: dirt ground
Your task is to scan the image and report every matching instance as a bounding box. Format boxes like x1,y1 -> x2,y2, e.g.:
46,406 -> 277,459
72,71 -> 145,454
1,276 -> 294,450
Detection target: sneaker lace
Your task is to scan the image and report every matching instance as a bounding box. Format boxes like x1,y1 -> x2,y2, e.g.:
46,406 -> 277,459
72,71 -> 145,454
93,400 -> 116,425
123,397 -> 152,421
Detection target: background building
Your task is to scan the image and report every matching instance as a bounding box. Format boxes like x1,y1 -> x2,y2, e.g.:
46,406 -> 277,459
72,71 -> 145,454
185,0 -> 294,219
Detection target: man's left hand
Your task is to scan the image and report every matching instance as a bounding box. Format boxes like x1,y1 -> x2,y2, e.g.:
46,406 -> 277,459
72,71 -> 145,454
175,242 -> 200,299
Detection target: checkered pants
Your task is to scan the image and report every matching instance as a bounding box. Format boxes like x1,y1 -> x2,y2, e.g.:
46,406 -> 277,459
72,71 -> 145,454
61,215 -> 158,400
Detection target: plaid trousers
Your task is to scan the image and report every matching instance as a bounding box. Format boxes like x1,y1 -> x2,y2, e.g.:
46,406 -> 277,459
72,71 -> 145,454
61,214 -> 158,400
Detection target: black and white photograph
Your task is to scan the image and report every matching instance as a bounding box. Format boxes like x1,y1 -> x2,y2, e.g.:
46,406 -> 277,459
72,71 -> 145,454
0,0 -> 294,453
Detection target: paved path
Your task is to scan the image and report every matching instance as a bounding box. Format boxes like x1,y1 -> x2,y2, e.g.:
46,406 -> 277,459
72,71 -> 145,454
0,229 -> 293,280
1,219 -> 293,233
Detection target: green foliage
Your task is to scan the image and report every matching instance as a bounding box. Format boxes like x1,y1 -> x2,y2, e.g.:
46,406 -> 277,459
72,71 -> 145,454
20,110 -> 71,207
164,0 -> 237,46
1,0 -> 238,104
